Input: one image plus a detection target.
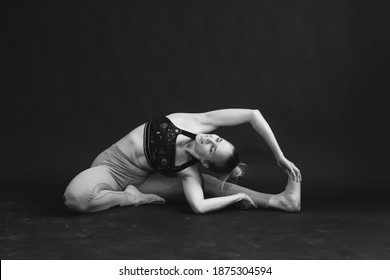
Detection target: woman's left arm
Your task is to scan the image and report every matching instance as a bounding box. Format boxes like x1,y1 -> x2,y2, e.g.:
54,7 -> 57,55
203,108 -> 301,181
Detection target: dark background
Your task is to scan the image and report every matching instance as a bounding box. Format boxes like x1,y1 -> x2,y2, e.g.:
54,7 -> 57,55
3,1 -> 390,204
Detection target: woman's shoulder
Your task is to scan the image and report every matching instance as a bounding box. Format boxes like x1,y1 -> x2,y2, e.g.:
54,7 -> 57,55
167,112 -> 211,133
177,164 -> 202,180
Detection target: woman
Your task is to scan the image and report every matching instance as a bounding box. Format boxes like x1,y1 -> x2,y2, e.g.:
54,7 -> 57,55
64,108 -> 301,214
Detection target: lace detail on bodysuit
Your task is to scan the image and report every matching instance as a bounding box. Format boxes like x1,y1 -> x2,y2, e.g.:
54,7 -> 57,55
144,116 -> 199,176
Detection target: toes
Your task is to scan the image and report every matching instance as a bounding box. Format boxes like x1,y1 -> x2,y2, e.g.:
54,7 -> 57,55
152,199 -> 166,205
148,194 -> 166,204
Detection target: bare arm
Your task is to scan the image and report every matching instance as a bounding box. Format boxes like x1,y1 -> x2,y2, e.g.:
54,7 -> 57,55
202,109 -> 283,158
168,109 -> 255,133
202,108 -> 255,128
248,109 -> 284,160
179,169 -> 256,214
202,108 -> 302,181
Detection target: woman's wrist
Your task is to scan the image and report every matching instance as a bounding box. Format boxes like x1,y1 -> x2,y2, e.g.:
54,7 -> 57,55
275,152 -> 284,161
233,193 -> 244,202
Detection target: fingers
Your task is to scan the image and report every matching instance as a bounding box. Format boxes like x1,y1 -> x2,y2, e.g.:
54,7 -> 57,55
239,194 -> 258,210
245,195 -> 257,209
291,167 -> 298,181
298,169 -> 302,182
285,167 -> 302,182
250,197 -> 257,208
280,159 -> 302,182
294,168 -> 299,182
285,166 -> 297,181
293,165 -> 302,182
240,201 -> 256,210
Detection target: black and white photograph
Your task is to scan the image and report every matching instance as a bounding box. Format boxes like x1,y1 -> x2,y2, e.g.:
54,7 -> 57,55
2,0 -> 390,277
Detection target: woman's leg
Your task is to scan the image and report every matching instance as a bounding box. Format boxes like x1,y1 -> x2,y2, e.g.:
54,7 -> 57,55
138,172 -> 301,212
204,171 -> 301,212
137,174 -> 184,201
63,166 -> 165,213
270,170 -> 301,212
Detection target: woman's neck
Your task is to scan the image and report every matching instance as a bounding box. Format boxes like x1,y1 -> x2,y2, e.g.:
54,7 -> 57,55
184,140 -> 200,160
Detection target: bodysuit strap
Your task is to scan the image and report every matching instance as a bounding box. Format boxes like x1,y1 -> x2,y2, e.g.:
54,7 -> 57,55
176,128 -> 198,172
174,158 -> 199,173
180,129 -> 197,140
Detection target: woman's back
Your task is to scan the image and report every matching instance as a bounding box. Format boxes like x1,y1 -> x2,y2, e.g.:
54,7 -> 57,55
115,124 -> 149,171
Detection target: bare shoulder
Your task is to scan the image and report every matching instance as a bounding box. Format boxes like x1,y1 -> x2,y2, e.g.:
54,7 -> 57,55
167,112 -> 214,133
178,165 -> 203,184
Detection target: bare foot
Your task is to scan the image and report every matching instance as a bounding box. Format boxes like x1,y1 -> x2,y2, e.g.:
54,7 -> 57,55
278,171 -> 301,212
124,185 -> 166,206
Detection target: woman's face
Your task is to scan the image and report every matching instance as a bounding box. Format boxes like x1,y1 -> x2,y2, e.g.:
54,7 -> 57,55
194,134 -> 234,165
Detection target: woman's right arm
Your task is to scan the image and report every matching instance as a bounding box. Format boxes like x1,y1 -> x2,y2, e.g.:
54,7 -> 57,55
202,109 -> 301,181
179,169 -> 256,214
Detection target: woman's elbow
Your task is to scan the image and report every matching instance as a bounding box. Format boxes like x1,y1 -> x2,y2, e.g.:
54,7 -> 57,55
190,204 -> 207,214
252,109 -> 261,117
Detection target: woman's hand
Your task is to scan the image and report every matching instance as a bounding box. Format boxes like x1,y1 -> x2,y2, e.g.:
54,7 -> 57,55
238,193 -> 257,210
277,157 -> 302,182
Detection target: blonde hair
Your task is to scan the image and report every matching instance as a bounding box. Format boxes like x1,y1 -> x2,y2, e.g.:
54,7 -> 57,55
220,162 -> 247,190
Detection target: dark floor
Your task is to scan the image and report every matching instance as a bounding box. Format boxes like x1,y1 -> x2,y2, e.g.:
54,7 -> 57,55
1,179 -> 389,260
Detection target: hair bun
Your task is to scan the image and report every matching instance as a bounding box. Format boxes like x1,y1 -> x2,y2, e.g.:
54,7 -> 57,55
228,162 -> 247,183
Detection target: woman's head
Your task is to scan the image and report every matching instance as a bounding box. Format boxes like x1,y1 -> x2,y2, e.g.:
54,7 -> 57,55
194,134 -> 241,175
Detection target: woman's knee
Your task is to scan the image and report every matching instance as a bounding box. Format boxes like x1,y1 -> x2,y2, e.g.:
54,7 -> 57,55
63,186 -> 89,213
63,166 -> 118,213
